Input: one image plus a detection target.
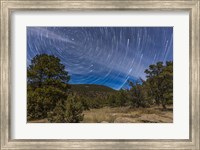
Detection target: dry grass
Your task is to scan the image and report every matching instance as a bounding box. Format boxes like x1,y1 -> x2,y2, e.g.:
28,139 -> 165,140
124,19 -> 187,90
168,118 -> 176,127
82,106 -> 173,123
29,118 -> 49,123
28,105 -> 173,123
82,107 -> 117,123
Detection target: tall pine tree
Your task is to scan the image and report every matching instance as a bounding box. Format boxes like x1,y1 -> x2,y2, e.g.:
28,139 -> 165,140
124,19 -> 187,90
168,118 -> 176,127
27,54 -> 70,120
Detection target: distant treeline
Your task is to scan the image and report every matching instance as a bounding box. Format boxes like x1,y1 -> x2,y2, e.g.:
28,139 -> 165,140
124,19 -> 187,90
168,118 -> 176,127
27,54 -> 173,123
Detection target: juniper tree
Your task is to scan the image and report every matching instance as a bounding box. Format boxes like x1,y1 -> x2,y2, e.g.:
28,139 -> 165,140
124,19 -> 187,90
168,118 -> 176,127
65,94 -> 84,123
144,61 -> 173,109
129,80 -> 147,108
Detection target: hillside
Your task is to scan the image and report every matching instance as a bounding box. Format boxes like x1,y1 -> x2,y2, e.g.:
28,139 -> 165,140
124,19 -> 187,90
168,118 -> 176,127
70,84 -> 116,93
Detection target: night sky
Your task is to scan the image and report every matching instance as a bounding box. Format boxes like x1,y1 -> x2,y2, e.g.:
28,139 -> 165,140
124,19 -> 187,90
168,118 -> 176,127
27,27 -> 173,90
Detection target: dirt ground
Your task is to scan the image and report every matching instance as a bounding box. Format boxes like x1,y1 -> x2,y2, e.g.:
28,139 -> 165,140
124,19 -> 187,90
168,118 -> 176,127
29,105 -> 173,123
82,106 -> 173,123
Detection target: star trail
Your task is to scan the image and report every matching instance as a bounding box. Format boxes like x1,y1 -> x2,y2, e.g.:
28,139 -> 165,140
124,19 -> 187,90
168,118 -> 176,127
27,27 -> 173,90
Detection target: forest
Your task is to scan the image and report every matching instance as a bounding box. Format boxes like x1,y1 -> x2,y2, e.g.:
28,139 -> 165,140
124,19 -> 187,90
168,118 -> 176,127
27,54 -> 173,123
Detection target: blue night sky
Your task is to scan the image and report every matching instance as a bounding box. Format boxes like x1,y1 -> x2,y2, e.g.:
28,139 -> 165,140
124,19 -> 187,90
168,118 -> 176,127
27,27 -> 173,90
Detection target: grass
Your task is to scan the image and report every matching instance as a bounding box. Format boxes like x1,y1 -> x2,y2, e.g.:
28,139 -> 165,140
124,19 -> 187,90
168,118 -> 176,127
82,107 -> 117,123
82,105 -> 173,123
28,105 -> 173,123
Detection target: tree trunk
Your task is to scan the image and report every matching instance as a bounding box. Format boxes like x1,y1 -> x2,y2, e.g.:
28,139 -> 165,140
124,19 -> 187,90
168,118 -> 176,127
162,104 -> 167,110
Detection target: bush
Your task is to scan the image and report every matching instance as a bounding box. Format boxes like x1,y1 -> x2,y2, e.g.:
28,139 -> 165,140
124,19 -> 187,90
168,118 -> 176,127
27,86 -> 68,120
47,94 -> 84,123
65,94 -> 84,123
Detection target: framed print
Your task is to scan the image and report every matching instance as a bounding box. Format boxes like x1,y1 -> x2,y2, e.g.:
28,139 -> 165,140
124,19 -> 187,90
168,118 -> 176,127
26,26 -> 173,124
0,0 -> 199,149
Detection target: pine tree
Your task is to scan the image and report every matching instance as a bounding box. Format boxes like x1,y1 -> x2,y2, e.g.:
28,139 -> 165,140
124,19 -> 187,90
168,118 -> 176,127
27,54 -> 70,120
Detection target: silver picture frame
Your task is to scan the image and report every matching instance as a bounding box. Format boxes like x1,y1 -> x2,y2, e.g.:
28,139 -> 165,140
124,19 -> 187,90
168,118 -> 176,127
0,0 -> 199,149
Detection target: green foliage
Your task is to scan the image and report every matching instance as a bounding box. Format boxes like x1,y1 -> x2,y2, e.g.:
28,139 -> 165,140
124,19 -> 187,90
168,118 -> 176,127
47,100 -> 66,123
108,94 -> 117,107
70,84 -> 116,109
27,86 -> 67,120
28,54 -> 70,87
27,54 -> 70,120
71,84 -> 115,93
47,94 -> 84,123
128,81 -> 149,108
115,90 -> 128,107
127,61 -> 173,109
78,96 -> 90,110
65,94 -> 84,123
144,61 -> 173,109
27,53 -> 173,122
